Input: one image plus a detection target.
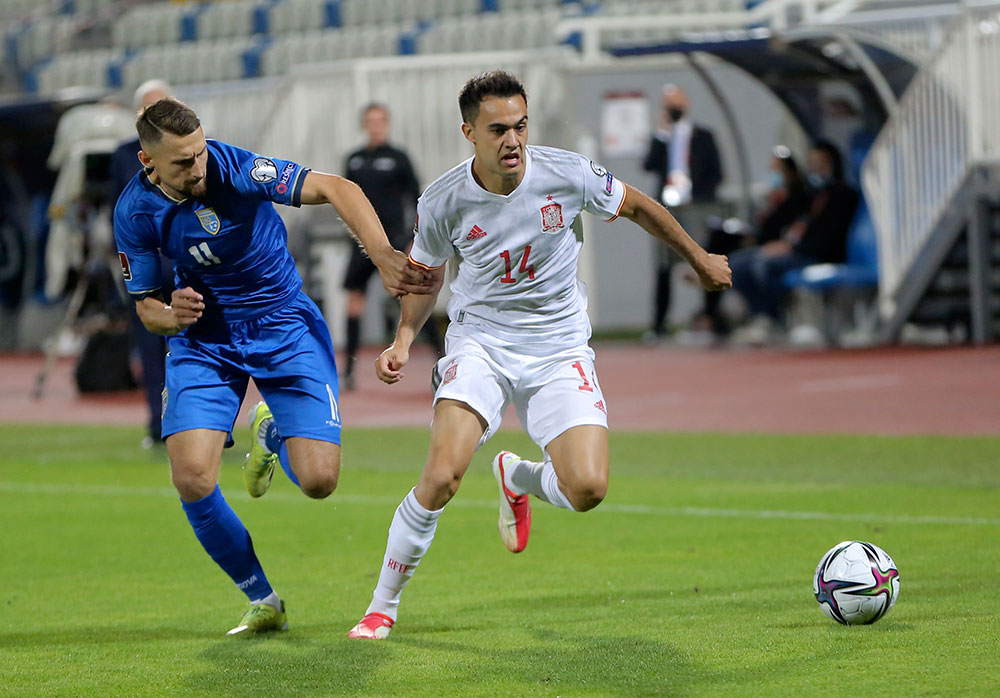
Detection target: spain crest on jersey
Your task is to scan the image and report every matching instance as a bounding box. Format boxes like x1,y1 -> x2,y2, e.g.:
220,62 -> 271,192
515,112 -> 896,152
540,201 -> 564,233
196,208 -> 221,235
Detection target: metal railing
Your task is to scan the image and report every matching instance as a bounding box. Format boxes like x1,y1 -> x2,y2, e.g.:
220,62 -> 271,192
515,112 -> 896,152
861,3 -> 1000,316
555,0 -> 961,61
821,3 -> 961,60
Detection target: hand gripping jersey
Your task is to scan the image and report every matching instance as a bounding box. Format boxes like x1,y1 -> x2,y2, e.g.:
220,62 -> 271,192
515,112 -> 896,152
113,140 -> 309,333
409,145 -> 626,350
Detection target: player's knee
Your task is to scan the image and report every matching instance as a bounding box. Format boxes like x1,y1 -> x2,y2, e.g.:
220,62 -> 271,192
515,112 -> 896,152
421,465 -> 464,507
298,465 -> 339,499
171,465 -> 216,501
433,470 -> 463,501
301,475 -> 337,499
568,475 -> 607,512
288,448 -> 340,499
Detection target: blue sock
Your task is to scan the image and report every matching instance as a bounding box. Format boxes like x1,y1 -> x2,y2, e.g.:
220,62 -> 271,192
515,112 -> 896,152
181,485 -> 273,601
265,420 -> 300,487
264,420 -> 283,454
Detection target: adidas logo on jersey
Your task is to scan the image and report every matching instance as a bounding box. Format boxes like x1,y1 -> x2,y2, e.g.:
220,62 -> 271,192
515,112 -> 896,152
466,225 -> 487,240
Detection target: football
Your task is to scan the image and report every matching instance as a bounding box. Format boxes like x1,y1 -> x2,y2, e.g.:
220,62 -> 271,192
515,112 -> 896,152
813,541 -> 900,625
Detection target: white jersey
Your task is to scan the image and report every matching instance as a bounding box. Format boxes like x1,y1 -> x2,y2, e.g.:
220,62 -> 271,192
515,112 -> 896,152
409,145 -> 627,351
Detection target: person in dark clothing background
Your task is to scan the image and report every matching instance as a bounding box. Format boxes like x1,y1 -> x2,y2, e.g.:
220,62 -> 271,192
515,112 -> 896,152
699,145 -> 812,336
642,84 -> 723,340
341,103 -> 443,390
109,79 -> 173,447
750,146 -> 813,245
728,140 -> 859,343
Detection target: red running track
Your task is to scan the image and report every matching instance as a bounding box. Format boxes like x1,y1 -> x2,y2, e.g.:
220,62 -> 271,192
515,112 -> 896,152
0,344 -> 997,436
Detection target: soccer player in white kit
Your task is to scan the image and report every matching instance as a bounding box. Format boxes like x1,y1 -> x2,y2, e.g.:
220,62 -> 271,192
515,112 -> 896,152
348,71 -> 732,639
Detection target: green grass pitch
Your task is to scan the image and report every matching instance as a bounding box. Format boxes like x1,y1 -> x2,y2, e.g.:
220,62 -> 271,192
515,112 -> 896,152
1,425 -> 998,697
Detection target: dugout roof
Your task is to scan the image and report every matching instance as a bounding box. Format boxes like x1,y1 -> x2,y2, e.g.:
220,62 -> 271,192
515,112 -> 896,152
606,27 -> 919,141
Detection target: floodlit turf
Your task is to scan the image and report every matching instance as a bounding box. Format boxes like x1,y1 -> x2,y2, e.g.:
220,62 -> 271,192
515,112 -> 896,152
1,425 -> 998,697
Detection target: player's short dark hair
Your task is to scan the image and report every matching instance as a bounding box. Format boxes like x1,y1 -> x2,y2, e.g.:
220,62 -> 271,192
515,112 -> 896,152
136,97 -> 200,148
458,71 -> 527,124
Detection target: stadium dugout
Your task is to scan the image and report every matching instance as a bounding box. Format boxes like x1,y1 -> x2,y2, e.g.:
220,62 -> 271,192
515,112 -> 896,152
601,26 -> 919,344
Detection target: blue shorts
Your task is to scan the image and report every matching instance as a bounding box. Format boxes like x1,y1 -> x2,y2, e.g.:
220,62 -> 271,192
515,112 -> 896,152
161,292 -> 341,446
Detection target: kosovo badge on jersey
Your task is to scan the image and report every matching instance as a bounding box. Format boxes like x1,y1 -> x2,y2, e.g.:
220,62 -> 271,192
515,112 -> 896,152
196,208 -> 221,235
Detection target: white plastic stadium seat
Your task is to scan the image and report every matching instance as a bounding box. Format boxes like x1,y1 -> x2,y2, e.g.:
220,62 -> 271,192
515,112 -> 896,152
320,30 -> 347,60
261,37 -> 294,76
338,0 -> 364,27
431,17 -> 466,53
367,25 -> 399,57
268,1 -> 293,34
155,4 -> 183,46
379,0 -> 405,24
197,4 -> 222,40
298,0 -> 327,32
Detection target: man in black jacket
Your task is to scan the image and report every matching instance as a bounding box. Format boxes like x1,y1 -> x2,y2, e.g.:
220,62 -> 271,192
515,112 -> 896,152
729,141 -> 859,341
341,104 -> 443,389
642,85 -> 723,339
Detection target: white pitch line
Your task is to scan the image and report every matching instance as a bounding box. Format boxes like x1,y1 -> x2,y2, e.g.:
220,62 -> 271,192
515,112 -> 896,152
1,480 -> 996,527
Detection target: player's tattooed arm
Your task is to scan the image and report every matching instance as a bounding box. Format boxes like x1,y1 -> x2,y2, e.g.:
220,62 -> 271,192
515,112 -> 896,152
375,266 -> 444,385
619,183 -> 732,291
299,171 -> 435,297
135,287 -> 204,335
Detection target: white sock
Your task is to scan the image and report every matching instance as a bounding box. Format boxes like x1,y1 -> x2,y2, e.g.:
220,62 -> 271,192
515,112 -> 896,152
365,488 -> 442,622
539,461 -> 576,510
507,456 -> 575,511
251,590 -> 281,610
505,456 -> 542,496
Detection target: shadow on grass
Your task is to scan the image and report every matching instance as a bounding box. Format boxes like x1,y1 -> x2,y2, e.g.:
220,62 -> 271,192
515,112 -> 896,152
186,634 -> 398,696
182,628 -> 711,697
400,632 -> 709,696
163,588 -> 713,696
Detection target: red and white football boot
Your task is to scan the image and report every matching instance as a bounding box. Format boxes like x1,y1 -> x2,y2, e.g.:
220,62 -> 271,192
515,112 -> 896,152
492,451 -> 532,553
347,612 -> 394,639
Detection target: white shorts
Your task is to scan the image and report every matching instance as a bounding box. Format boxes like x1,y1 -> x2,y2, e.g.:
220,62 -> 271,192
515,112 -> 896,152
431,326 -> 609,452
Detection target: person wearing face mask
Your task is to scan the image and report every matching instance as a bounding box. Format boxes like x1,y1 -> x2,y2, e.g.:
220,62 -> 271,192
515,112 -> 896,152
641,84 -> 723,341
748,145 -> 814,246
696,145 -> 812,337
728,140 -> 859,344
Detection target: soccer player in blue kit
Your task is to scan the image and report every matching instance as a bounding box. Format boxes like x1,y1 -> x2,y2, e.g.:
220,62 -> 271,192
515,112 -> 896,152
113,98 -> 435,635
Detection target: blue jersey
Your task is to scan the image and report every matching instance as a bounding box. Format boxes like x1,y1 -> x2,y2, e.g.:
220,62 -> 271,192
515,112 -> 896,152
113,139 -> 310,332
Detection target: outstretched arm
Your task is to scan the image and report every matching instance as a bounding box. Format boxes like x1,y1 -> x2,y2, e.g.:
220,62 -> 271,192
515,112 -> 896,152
375,264 -> 446,385
619,183 -> 732,291
299,171 -> 434,297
